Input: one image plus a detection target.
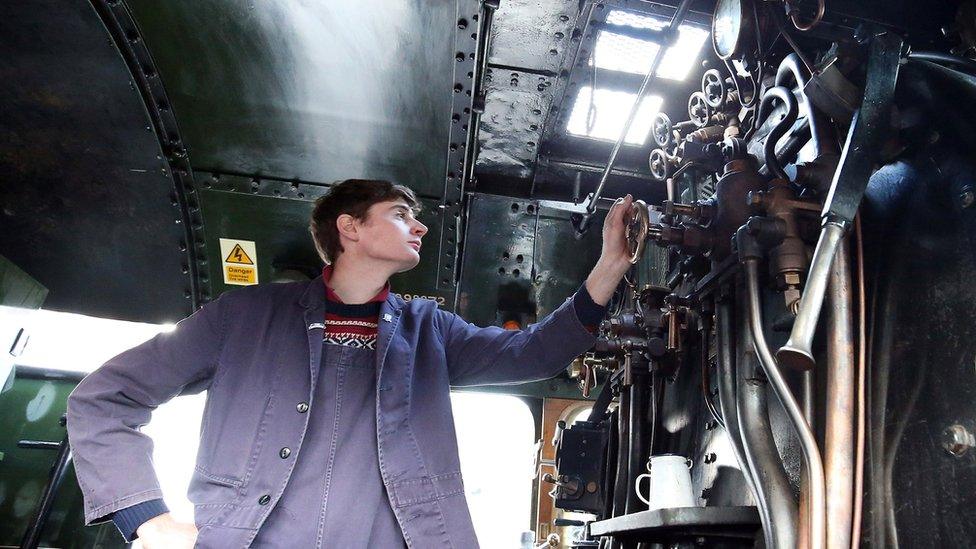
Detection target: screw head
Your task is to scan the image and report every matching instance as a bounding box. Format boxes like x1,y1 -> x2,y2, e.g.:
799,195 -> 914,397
942,424 -> 974,457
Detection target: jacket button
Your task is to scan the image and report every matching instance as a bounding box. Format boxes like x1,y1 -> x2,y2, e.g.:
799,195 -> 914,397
296,402 -> 309,413
279,447 -> 291,459
258,494 -> 271,505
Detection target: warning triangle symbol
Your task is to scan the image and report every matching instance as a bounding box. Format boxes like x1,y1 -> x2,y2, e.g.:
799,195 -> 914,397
225,244 -> 254,265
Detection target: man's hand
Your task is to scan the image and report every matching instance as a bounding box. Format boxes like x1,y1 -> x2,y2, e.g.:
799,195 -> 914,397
133,513 -> 198,549
585,194 -> 634,306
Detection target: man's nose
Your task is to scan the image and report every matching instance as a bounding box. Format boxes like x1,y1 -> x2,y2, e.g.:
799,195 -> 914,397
413,220 -> 428,237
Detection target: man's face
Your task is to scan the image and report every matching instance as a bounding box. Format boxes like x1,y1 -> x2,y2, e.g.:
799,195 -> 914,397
354,200 -> 428,271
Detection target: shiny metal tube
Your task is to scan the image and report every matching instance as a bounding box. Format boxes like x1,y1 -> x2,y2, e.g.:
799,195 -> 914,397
775,54 -> 839,158
715,298 -> 767,526
825,239 -> 855,549
777,220 -> 847,370
735,291 -> 798,549
745,259 -> 826,549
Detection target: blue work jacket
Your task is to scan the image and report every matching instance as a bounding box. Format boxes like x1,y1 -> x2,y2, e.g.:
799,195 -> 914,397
66,276 -> 596,547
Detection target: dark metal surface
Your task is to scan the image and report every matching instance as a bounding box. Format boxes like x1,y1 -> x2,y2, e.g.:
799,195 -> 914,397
0,0 -> 197,323
91,0 -> 211,310
588,505 -> 760,538
860,149 -> 976,547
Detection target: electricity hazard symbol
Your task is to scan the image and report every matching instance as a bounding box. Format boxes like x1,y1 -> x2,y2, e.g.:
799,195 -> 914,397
219,238 -> 259,286
225,244 -> 253,265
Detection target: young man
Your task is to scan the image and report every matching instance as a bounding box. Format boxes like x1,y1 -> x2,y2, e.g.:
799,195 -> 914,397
67,179 -> 634,548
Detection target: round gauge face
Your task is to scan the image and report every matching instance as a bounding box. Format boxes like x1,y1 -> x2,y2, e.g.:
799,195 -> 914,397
712,0 -> 742,59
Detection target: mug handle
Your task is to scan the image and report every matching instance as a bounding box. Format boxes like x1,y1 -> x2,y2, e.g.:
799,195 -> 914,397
635,473 -> 652,507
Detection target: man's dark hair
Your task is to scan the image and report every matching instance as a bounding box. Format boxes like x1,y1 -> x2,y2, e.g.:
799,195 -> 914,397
309,179 -> 420,263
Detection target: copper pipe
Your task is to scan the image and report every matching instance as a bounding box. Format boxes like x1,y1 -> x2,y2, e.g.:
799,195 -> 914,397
826,238 -> 855,549
851,217 -> 867,549
788,0 -> 825,32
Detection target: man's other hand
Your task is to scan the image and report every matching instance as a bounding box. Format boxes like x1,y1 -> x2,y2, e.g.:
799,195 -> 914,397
133,513 -> 198,549
585,194 -> 634,306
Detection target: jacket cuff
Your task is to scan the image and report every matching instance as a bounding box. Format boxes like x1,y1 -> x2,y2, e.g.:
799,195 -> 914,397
112,498 -> 168,542
572,284 -> 607,333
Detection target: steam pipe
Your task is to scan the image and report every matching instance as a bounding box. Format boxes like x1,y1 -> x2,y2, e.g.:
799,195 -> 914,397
776,53 -> 839,157
757,86 -> 800,182
742,257 -> 826,549
735,286 -> 798,549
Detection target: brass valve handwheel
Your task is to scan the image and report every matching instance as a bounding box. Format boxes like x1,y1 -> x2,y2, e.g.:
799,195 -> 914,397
625,200 -> 650,264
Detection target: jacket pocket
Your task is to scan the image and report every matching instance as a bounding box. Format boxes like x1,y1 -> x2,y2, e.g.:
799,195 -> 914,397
390,472 -> 464,508
187,466 -> 243,507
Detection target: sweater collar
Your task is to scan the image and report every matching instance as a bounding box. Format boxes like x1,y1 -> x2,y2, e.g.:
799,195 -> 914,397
321,265 -> 390,305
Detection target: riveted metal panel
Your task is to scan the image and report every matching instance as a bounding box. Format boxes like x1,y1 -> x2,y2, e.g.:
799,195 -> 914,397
196,173 -> 454,308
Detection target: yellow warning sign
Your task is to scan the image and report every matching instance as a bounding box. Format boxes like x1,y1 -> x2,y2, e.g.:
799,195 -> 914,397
225,244 -> 254,265
219,238 -> 259,286
225,265 -> 256,284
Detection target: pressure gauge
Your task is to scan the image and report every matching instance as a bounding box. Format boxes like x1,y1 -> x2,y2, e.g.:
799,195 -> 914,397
712,0 -> 749,60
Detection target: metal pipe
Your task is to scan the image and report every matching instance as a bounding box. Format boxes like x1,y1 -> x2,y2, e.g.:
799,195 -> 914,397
775,54 -> 839,157
613,388 -> 631,517
576,0 -> 695,235
19,435 -> 73,549
851,217 -> 867,549
757,86 -> 800,182
716,296 -> 775,544
825,238 -> 855,549
736,288 -> 799,549
777,220 -> 846,370
625,369 -> 648,513
744,259 -> 826,549
908,51 -> 976,75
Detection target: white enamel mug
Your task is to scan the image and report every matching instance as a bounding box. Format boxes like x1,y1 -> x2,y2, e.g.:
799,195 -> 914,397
634,454 -> 696,510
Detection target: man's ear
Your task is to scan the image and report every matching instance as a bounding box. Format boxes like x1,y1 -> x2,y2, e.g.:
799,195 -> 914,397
336,214 -> 360,243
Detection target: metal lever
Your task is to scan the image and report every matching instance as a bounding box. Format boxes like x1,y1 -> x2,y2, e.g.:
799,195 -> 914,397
777,31 -> 903,371
574,0 -> 696,237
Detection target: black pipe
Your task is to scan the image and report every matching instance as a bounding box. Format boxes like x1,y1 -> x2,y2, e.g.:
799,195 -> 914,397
19,435 -> 73,549
612,388 -> 631,518
625,365 -> 650,514
908,51 -> 976,75
603,408 -> 620,520
775,53 -> 839,157
756,86 -> 800,182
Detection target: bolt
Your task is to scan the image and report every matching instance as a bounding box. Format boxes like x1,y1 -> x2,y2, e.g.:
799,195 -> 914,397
704,452 -> 717,464
959,189 -> 975,209
942,424 -> 975,457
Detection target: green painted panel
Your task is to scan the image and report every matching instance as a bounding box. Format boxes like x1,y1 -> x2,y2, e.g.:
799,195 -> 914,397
456,194 -> 604,325
0,252 -> 48,309
126,0 -> 460,198
0,368 -> 123,547
198,183 -> 454,307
